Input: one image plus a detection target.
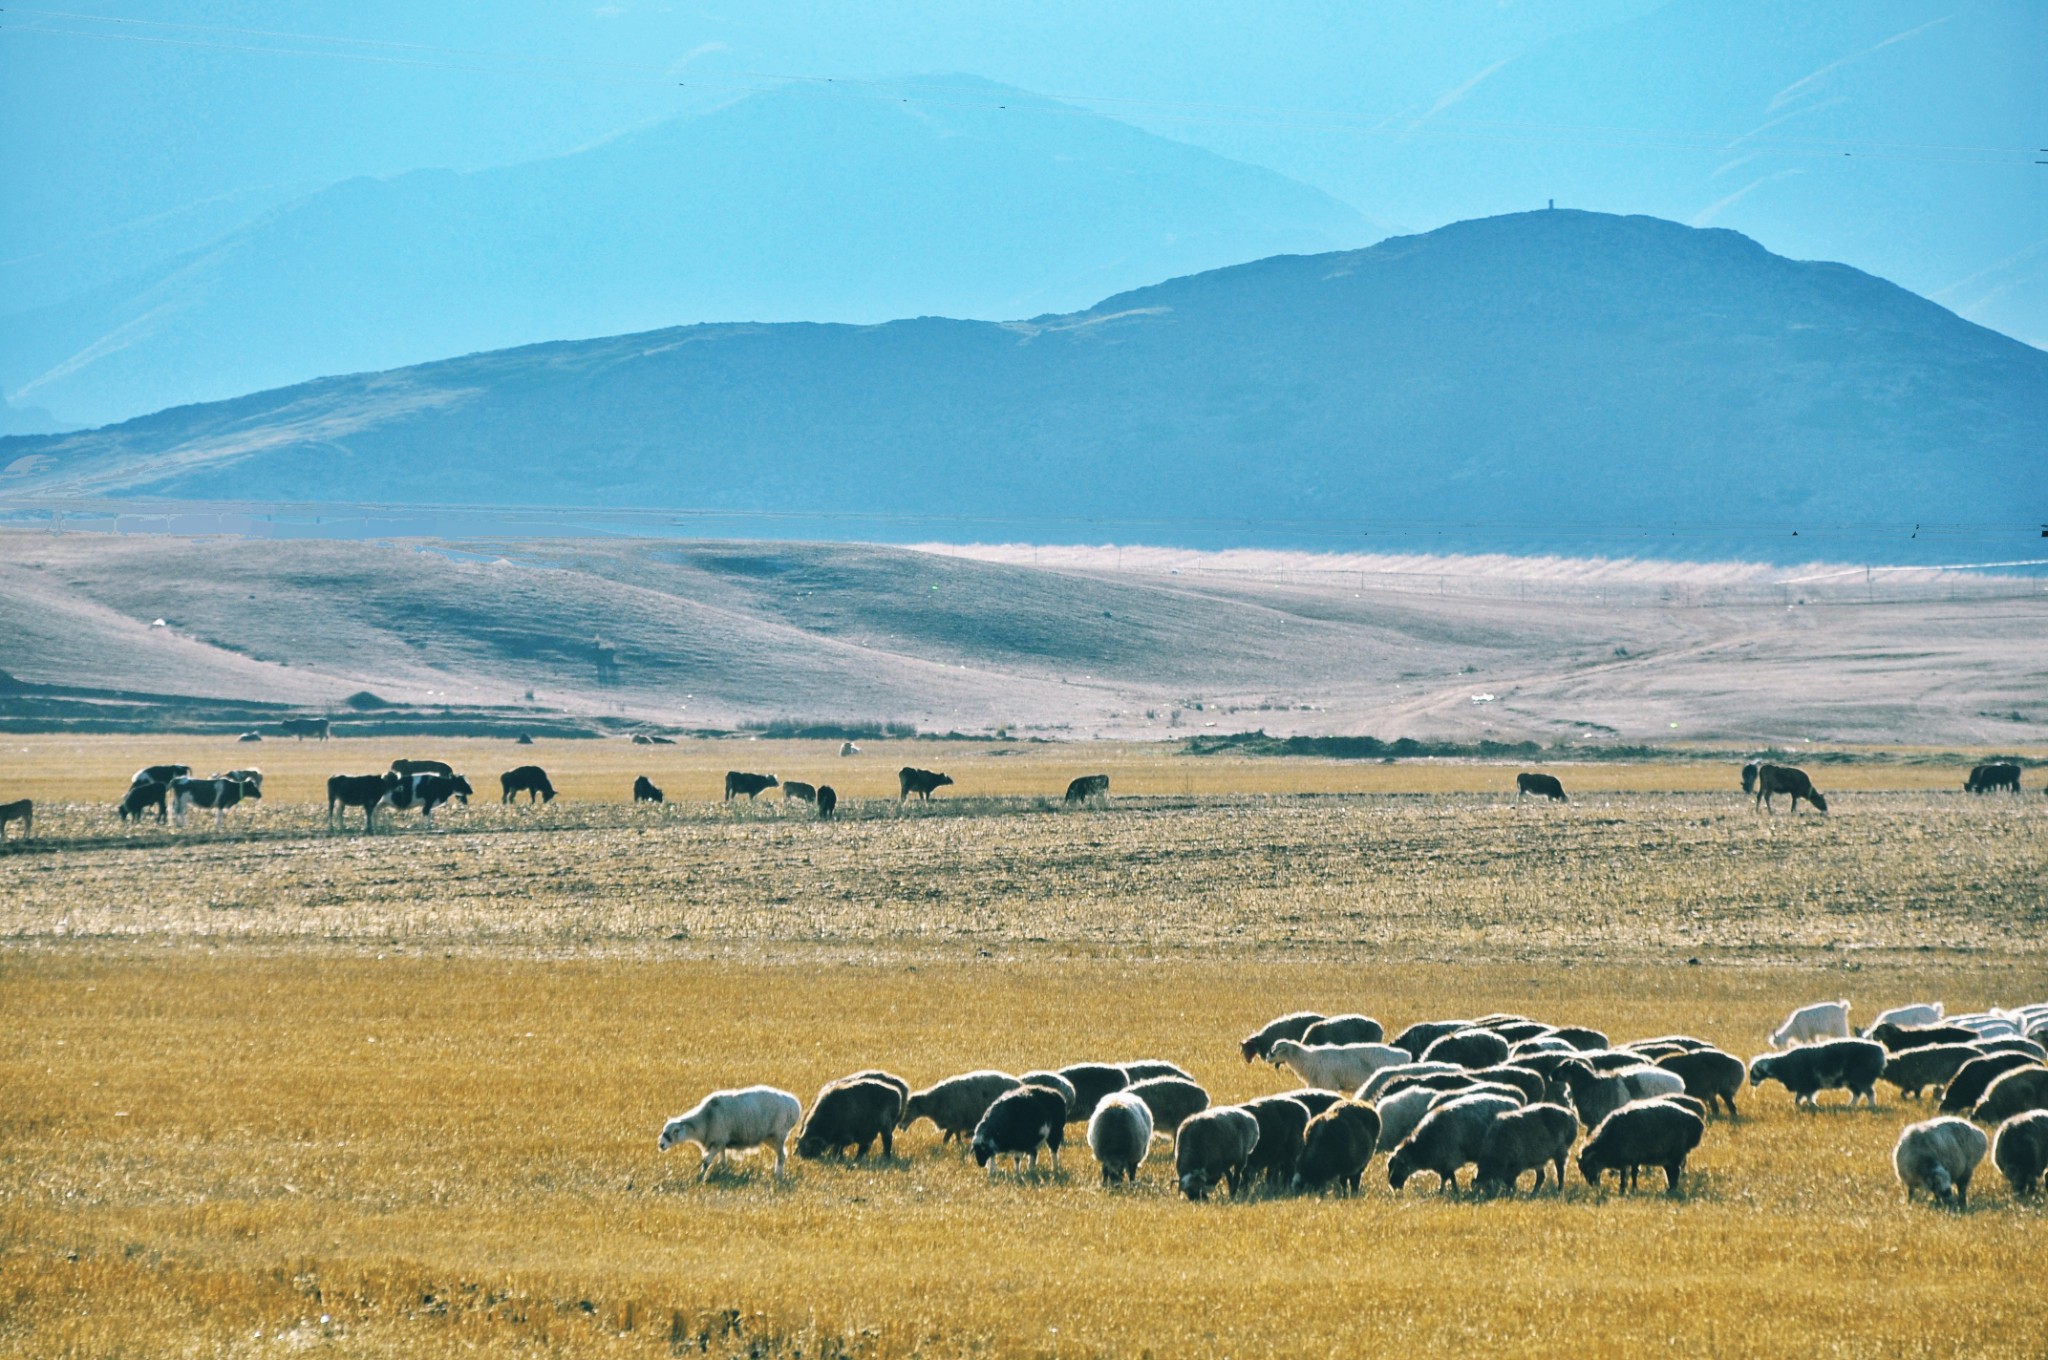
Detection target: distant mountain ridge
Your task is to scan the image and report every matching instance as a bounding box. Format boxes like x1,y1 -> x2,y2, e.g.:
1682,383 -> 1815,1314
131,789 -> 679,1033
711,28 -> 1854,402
4,210 -> 2042,563
0,76 -> 1377,427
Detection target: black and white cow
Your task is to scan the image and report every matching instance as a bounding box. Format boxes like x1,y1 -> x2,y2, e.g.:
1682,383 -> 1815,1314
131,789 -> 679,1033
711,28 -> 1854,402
391,772 -> 473,824
170,773 -> 261,829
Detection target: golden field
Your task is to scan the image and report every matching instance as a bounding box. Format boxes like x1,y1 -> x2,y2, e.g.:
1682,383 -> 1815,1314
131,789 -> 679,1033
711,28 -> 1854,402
3,737 -> 2046,1358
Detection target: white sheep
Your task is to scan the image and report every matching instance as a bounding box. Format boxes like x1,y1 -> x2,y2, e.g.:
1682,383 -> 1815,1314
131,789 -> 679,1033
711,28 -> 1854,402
658,1085 -> 803,1181
1372,1085 -> 1448,1150
1269,1040 -> 1409,1092
1769,999 -> 1851,1047
1087,1091 -> 1155,1184
1864,1002 -> 1944,1034
1616,1065 -> 1687,1102
1892,1116 -> 1989,1207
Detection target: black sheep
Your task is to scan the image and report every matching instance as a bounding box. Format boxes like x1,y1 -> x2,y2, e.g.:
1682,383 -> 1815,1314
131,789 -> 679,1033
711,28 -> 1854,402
970,1086 -> 1068,1175
797,1078 -> 905,1160
1656,1048 -> 1746,1118
1747,1039 -> 1887,1110
1240,1095 -> 1314,1187
1578,1101 -> 1705,1197
1056,1063 -> 1131,1123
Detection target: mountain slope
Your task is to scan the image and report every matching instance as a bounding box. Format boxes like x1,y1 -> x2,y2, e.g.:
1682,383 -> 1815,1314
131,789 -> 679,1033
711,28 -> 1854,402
0,76 -> 1376,428
3,211 -> 2042,561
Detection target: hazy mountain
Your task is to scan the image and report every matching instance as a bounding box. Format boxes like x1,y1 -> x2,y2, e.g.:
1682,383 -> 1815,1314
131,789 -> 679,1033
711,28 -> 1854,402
0,76 -> 1378,428
5,211 -> 2042,562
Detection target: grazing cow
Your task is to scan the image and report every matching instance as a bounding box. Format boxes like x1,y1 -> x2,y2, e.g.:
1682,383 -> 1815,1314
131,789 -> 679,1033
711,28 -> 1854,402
170,773 -> 259,829
899,767 -> 954,801
1965,763 -> 2021,795
279,716 -> 329,741
119,779 -> 171,823
391,758 -> 455,779
724,771 -> 778,801
782,781 -> 817,804
0,799 -> 30,842
1064,774 -> 1110,804
816,785 -> 838,818
1516,773 -> 1567,802
328,773 -> 402,832
633,776 -> 664,803
1741,760 -> 1762,794
132,764 -> 190,788
501,766 -> 556,804
396,773 -> 473,823
1753,763 -> 1827,813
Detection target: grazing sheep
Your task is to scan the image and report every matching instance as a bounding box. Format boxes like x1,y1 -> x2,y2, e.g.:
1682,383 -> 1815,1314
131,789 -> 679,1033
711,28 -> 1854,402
1770,1000 -> 1852,1048
1240,1011 -> 1325,1063
1551,1060 -> 1633,1129
1489,1021 -> 1553,1045
1269,1039 -> 1410,1092
1462,1066 -> 1548,1105
1175,1106 -> 1262,1201
1056,1063 -> 1131,1122
1392,1019 -> 1471,1059
1018,1070 -> 1079,1118
1939,1054 -> 2039,1115
1387,1092 -> 1521,1194
1241,1095 -> 1314,1186
1972,1036 -> 2048,1062
1578,1100 -> 1705,1197
1506,1050 -> 1588,1083
1881,1044 -> 1985,1100
1748,1039 -> 1887,1110
1287,1090 -> 1345,1119
1301,1014 -> 1386,1047
1974,1067 -> 2048,1125
1086,1091 -> 1154,1184
1422,1028 -> 1512,1070
1123,1076 -> 1211,1135
1580,1049 -> 1655,1074
1656,1049 -> 1746,1118
1359,1062 -> 1463,1102
658,1086 -> 804,1181
1373,1085 -> 1447,1151
1893,1117 -> 1989,1207
1864,1002 -> 1945,1035
1626,1034 -> 1715,1054
1617,1066 -> 1688,1102
1992,1110 -> 2048,1198
1510,1037 -> 1579,1059
1868,1022 -> 1978,1053
797,1078 -> 906,1160
1294,1100 -> 1382,1194
1549,1026 -> 1611,1052
1474,1102 -> 1580,1196
1119,1059 -> 1195,1084
901,1071 -> 1021,1144
970,1086 -> 1068,1176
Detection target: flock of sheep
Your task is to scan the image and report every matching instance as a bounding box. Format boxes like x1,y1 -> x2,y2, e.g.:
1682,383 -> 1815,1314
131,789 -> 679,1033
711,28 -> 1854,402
656,997 -> 2048,1208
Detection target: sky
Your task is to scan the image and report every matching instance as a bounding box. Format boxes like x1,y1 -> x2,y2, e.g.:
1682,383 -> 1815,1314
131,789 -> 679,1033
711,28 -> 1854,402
3,0 -> 2043,349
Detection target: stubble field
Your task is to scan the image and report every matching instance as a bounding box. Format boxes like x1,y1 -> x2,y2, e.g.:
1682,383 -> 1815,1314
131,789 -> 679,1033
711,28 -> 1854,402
3,736 -> 2045,1357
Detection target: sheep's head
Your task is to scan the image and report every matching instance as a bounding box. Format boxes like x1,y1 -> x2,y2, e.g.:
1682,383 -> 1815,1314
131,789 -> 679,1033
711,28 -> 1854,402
970,1135 -> 995,1168
1386,1146 -> 1415,1191
1577,1147 -> 1604,1187
657,1116 -> 694,1152
1748,1055 -> 1776,1087
1178,1171 -> 1210,1201
1924,1165 -> 1955,1203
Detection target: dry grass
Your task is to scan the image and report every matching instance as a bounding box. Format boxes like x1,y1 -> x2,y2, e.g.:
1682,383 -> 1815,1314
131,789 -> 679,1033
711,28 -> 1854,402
3,739 -> 2046,1356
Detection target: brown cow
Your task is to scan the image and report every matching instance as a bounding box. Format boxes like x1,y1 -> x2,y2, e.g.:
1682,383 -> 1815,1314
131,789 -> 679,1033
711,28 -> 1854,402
899,767 -> 954,801
1753,763 -> 1827,813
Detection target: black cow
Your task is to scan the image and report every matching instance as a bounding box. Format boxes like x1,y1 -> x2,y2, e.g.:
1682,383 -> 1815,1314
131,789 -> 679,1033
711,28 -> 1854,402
724,771 -> 778,801
1753,763 -> 1827,813
1965,763 -> 2022,795
501,766 -> 557,804
170,773 -> 260,829
279,716 -> 329,741
1741,761 -> 1762,794
782,780 -> 817,804
391,758 -> 455,779
328,772 -> 401,832
633,775 -> 665,803
1064,774 -> 1110,803
1516,772 -> 1567,802
816,785 -> 838,818
119,779 -> 171,823
899,767 -> 954,801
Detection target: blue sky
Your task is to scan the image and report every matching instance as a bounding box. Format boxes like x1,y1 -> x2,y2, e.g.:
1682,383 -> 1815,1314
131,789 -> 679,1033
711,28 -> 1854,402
3,0 -> 2042,347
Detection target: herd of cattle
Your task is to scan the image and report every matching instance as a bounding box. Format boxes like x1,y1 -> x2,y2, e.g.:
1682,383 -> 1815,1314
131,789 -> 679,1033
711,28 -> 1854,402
656,997 -> 2048,1209
0,754 -> 2034,844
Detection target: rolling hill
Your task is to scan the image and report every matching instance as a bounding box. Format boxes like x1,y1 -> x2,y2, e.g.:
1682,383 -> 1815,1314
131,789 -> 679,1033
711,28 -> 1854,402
3,211 -> 2040,564
1,532 -> 2042,747
0,76 -> 1375,428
